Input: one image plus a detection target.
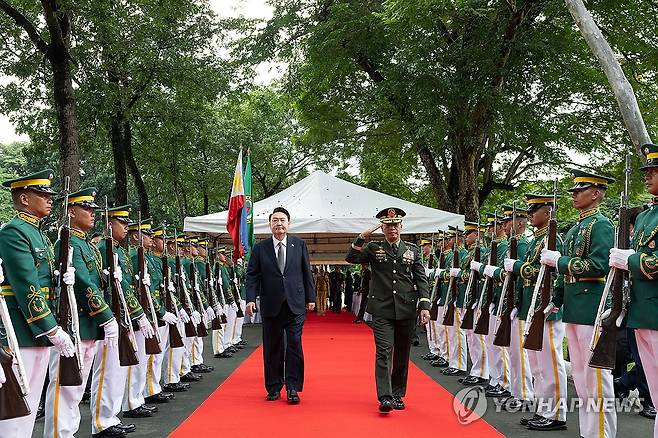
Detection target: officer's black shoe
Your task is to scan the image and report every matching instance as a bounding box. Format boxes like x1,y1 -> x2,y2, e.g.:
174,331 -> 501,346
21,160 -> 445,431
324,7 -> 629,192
520,414 -> 543,426
485,386 -> 510,398
639,405 -> 657,419
527,418 -> 567,431
117,423 -> 136,433
228,346 -> 239,353
215,351 -> 234,358
392,396 -> 405,410
145,393 -> 173,403
234,344 -> 245,350
378,396 -> 394,413
483,384 -> 496,392
191,364 -> 213,373
142,404 -> 158,413
286,389 -> 300,404
421,353 -> 438,360
266,391 -> 280,401
460,376 -> 488,386
163,383 -> 189,392
430,358 -> 449,368
123,406 -> 153,418
613,377 -> 629,400
181,372 -> 202,382
442,367 -> 466,376
503,397 -> 527,412
238,340 -> 247,346
92,425 -> 127,437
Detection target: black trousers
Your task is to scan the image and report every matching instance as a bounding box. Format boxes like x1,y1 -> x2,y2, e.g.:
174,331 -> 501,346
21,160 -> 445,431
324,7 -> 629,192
372,316 -> 414,399
262,302 -> 306,394
356,293 -> 369,320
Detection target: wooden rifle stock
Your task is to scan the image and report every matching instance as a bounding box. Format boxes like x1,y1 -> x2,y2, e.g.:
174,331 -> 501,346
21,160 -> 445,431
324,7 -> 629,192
189,263 -> 209,337
461,245 -> 481,330
523,218 -> 557,351
442,246 -> 460,326
162,254 -> 184,348
474,239 -> 497,335
0,347 -> 30,420
137,245 -> 161,355
494,236 -> 517,347
589,205 -> 629,369
175,254 -> 197,338
214,263 -> 229,323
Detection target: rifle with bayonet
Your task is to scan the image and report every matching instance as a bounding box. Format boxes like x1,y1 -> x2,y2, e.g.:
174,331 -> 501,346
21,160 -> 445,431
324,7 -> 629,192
461,223 -> 481,330
161,225 -> 184,349
104,198 -> 139,366
189,241 -> 209,338
589,151 -> 632,368
136,213 -> 162,355
55,176 -> 83,386
494,204 -> 518,347
442,233 -> 460,326
523,181 -> 558,351
474,218 -> 498,335
429,235 -> 443,321
174,232 -> 197,338
229,253 -> 245,318
205,243 -> 225,328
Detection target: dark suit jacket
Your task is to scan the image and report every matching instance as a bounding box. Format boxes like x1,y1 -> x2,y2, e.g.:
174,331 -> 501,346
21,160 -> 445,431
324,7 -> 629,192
246,235 -> 316,318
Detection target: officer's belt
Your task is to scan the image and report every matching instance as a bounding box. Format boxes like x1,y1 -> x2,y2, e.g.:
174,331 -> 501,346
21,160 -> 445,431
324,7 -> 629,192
564,276 -> 605,284
0,285 -> 50,297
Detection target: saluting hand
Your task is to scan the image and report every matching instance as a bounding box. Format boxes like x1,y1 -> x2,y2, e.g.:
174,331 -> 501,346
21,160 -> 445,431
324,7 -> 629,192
362,223 -> 382,238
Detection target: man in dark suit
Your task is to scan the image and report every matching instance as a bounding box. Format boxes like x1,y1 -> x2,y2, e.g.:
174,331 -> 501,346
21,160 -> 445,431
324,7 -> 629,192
245,207 -> 316,404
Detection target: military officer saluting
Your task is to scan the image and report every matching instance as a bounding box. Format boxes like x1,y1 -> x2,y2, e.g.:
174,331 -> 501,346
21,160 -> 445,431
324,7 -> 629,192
43,187 -> 118,438
346,207 -> 431,413
0,170 -> 75,437
541,169 -> 616,438
610,143 -> 658,438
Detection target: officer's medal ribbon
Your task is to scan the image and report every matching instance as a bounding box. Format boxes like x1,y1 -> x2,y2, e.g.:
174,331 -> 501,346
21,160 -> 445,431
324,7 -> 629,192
375,247 -> 387,263
402,249 -> 414,264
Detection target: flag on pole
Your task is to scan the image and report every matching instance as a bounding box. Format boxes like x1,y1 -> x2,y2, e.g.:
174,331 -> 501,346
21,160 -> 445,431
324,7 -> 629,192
243,150 -> 255,260
227,150 -> 246,260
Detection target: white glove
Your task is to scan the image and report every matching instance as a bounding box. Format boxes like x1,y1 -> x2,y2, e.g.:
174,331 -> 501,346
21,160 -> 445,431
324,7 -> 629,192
137,315 -> 155,339
504,258 -> 517,272
206,306 -> 216,320
233,277 -> 239,286
48,327 -> 75,358
213,304 -> 223,315
424,268 -> 433,277
610,248 -> 635,271
162,311 -> 178,325
181,271 -> 187,282
103,319 -> 119,348
543,302 -> 559,315
449,268 -> 461,278
231,302 -> 239,311
540,249 -> 561,267
63,266 -> 76,286
113,265 -> 123,283
510,307 -> 518,321
489,302 -> 495,314
470,261 -> 483,272
178,309 -> 190,323
0,258 -> 4,285
142,272 -> 151,287
483,265 -> 497,278
435,268 -> 445,276
0,359 -> 5,388
191,310 -> 202,325
168,282 -> 176,293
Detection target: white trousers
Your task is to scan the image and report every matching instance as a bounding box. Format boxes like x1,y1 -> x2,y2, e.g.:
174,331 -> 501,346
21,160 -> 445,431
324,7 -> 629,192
425,319 -> 440,356
466,327 -> 489,379
181,336 -> 194,376
144,325 -> 168,397
89,341 -> 127,434
122,330 -> 149,412
212,325 -> 226,355
509,319 -> 533,401
566,323 -> 616,438
487,314 -> 510,390
526,319 -> 567,422
635,328 -> 658,438
0,347 -> 50,438
234,299 -> 246,343
448,308 -> 467,371
223,304 -> 238,348
191,336 -> 204,366
437,306 -> 449,361
43,340 -> 97,438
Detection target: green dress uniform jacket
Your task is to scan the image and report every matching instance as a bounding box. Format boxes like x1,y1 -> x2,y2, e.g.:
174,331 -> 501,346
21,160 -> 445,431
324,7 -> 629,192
437,249 -> 453,306
627,202 -> 658,330
479,238 -> 509,314
97,239 -> 144,321
54,230 -> 114,340
552,209 -> 613,325
215,262 -> 235,304
145,252 -> 165,319
0,213 -> 58,346
438,247 -> 468,308
234,262 -> 246,301
513,228 -> 563,321
346,238 -> 430,320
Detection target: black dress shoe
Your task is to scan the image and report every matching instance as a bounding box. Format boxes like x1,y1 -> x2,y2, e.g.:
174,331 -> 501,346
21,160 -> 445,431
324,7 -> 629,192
144,392 -> 173,403
520,414 -> 543,426
287,389 -> 300,404
442,367 -> 466,376
431,358 -> 449,367
142,404 -> 158,412
422,353 -> 439,361
123,406 -> 153,418
93,425 -> 127,437
378,397 -> 394,413
191,364 -> 213,373
392,396 -> 405,410
460,376 -> 489,386
238,340 -> 247,346
640,405 -> 657,419
117,423 -> 136,433
163,383 -> 189,392
215,351 -> 234,358
181,372 -> 202,382
266,392 -> 280,401
485,386 -> 510,398
527,418 -> 567,431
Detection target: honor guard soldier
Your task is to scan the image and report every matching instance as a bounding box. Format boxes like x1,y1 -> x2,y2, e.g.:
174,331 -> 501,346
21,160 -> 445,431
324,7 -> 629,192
542,169 -> 616,438
44,188 -> 117,438
429,231 -> 450,368
610,143 -> 658,437
232,258 -> 248,347
212,247 -> 235,358
92,205 -> 152,438
142,225 -> 177,404
191,238 -> 217,374
420,239 -> 441,362
507,195 -> 567,429
0,170 -> 75,437
176,237 -> 202,384
346,207 -> 431,413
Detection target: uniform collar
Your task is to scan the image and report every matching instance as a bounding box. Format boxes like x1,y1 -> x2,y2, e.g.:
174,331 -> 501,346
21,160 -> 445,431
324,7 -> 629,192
71,228 -> 86,239
534,225 -> 549,237
579,207 -> 599,221
17,211 -> 41,228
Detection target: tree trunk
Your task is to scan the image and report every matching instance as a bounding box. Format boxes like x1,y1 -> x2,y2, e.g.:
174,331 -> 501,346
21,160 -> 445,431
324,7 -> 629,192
565,0 -> 652,153
123,120 -> 150,217
109,113 -> 128,205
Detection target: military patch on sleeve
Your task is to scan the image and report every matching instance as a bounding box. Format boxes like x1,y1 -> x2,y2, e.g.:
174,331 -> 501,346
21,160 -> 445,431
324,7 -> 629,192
26,285 -> 52,323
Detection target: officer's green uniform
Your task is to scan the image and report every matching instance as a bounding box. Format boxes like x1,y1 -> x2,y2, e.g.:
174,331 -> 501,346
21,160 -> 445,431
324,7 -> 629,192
345,207 -> 430,403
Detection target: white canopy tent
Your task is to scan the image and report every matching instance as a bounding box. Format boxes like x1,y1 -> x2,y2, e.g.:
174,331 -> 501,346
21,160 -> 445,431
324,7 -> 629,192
184,171 -> 463,263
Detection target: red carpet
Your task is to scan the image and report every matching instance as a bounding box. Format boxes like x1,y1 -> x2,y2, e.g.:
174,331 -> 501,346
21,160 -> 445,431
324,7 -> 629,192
170,312 -> 502,437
